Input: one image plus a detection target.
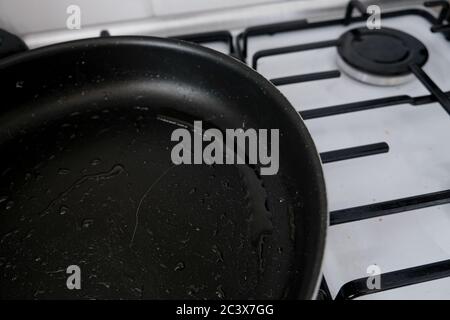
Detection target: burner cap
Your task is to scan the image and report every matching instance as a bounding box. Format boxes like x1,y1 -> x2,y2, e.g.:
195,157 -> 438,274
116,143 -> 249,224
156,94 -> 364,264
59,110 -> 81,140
337,27 -> 429,85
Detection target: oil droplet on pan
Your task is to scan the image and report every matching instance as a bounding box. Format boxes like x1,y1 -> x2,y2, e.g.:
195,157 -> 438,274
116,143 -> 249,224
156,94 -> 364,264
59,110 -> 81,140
216,285 -> 225,299
57,168 -> 71,175
174,262 -> 185,271
5,201 -> 14,210
81,219 -> 94,228
59,206 -> 68,215
0,196 -> 8,204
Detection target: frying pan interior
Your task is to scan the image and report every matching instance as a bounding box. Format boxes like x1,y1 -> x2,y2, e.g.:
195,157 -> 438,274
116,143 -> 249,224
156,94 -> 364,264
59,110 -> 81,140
0,37 -> 327,299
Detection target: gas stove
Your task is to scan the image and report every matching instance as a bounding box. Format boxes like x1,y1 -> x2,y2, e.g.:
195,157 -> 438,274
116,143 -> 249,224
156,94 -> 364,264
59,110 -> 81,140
236,1 -> 450,300
1,0 -> 449,300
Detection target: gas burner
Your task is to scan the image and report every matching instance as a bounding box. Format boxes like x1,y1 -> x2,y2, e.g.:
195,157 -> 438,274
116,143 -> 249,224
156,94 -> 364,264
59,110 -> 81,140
337,27 -> 429,86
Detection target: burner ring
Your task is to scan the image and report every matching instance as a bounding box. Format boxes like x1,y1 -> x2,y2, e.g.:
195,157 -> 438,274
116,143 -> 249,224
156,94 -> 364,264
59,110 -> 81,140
337,27 -> 429,84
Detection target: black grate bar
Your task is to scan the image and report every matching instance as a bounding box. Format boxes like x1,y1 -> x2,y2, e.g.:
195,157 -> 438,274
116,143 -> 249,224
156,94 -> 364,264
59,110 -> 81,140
317,277 -> 333,300
425,1 -> 449,24
299,91 -> 450,120
237,19 -> 308,59
320,142 -> 389,164
422,1 -> 450,39
300,95 -> 412,120
330,189 -> 450,226
412,90 -> 450,105
173,30 -> 234,54
431,24 -> 450,32
344,0 -> 368,25
270,70 -> 341,86
410,64 -> 450,115
252,39 -> 338,69
335,259 -> 450,300
237,8 -> 441,61
99,30 -> 111,37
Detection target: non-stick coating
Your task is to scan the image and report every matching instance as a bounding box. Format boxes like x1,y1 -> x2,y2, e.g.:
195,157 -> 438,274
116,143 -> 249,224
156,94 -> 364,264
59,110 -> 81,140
0,37 -> 327,299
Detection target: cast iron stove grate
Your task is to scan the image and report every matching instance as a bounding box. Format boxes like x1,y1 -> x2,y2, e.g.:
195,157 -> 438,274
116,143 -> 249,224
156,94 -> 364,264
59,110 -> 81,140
233,0 -> 450,300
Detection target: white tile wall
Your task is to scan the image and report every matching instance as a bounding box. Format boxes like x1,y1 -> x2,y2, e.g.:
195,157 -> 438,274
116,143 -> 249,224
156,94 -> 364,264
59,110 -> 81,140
0,0 -> 153,34
0,0 -> 285,35
152,0 -> 281,16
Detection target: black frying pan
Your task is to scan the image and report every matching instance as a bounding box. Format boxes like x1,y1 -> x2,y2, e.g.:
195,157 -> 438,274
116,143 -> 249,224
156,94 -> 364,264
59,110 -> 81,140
0,36 -> 327,300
